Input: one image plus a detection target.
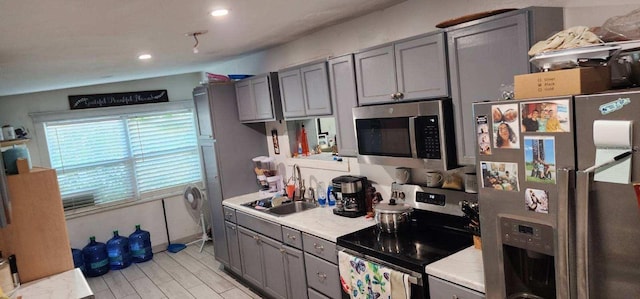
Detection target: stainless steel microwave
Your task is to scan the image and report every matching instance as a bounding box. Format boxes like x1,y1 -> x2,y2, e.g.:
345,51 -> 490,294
352,99 -> 458,170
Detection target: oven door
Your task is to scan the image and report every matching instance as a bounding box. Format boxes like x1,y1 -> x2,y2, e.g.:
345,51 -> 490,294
338,247 -> 427,299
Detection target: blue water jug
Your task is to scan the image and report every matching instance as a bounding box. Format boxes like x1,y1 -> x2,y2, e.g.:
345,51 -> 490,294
82,236 -> 109,277
107,230 -> 132,270
129,224 -> 153,263
71,248 -> 85,273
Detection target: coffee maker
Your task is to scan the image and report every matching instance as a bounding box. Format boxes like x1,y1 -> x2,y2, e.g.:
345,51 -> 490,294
331,175 -> 367,218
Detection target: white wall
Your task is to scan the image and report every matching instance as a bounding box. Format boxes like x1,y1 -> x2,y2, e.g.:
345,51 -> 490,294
0,73 -> 203,249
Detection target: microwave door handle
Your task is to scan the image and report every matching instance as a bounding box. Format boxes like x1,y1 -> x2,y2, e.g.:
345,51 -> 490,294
409,116 -> 418,159
556,168 -> 573,299
576,171 -> 593,299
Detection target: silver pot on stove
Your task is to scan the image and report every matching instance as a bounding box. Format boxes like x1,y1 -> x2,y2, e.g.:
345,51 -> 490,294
374,198 -> 413,233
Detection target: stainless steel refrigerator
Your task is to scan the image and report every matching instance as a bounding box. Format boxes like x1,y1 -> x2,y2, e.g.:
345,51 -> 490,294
193,82 -> 268,269
473,90 -> 640,298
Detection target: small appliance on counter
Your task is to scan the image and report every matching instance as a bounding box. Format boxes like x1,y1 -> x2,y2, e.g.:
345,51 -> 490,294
331,175 -> 368,218
252,156 -> 283,197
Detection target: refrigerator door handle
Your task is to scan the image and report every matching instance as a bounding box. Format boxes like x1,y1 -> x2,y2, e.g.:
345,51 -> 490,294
576,171 -> 593,299
556,168 -> 574,299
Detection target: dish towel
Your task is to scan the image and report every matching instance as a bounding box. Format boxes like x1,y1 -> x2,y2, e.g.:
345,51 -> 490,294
338,251 -> 397,299
389,268 -> 411,299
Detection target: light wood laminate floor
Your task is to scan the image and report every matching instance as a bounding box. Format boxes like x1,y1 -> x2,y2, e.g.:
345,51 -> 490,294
87,243 -> 262,299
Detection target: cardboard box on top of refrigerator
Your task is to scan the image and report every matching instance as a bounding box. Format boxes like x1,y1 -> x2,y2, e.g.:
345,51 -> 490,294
514,67 -> 610,100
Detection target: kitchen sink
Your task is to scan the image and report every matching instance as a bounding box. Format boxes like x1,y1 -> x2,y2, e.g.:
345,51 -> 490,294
266,201 -> 317,216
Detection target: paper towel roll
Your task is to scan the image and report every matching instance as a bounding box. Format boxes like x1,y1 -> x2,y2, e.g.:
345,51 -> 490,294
593,120 -> 633,148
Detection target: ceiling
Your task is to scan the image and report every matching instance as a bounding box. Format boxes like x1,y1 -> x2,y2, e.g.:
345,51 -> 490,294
0,0 -> 405,96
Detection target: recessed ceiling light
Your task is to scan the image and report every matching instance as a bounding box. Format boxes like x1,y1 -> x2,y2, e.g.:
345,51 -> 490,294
210,9 -> 229,17
138,54 -> 152,60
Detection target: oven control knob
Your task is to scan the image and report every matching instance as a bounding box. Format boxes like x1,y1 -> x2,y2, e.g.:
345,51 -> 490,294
391,191 -> 398,199
398,192 -> 405,200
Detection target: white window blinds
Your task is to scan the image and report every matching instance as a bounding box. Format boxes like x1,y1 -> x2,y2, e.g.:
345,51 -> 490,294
44,109 -> 201,211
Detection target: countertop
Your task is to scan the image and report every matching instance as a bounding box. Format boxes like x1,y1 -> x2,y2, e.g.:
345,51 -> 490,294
424,246 -> 485,293
223,193 -> 376,242
15,268 -> 94,299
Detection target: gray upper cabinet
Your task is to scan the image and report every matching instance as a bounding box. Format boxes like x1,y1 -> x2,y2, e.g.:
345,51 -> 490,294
253,76 -> 277,120
446,7 -> 563,165
235,72 -> 283,123
355,31 -> 448,105
193,88 -> 213,139
279,61 -> 332,119
236,80 -> 256,122
280,69 -> 307,118
395,33 -> 448,100
328,54 -> 358,157
301,63 -> 332,116
354,45 -> 396,105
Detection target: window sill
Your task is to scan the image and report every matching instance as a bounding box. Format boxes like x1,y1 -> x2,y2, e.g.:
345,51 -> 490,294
64,183 -> 203,220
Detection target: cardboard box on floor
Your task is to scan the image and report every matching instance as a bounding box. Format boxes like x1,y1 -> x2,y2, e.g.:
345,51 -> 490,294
514,67 -> 611,100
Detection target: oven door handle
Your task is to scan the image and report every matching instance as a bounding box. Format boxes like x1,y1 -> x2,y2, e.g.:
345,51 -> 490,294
338,247 -> 422,286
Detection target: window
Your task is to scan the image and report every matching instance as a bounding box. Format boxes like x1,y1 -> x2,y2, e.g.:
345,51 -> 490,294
41,105 -> 202,211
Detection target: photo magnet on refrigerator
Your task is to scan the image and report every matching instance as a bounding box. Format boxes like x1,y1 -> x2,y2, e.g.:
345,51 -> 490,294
480,161 -> 520,191
520,99 -> 570,133
524,136 -> 557,184
476,115 -> 492,155
525,188 -> 549,214
492,104 -> 520,149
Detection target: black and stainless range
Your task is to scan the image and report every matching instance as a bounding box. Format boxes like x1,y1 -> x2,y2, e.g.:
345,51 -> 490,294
337,183 -> 477,298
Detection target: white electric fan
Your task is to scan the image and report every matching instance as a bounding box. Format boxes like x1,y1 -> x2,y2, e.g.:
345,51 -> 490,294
184,185 -> 212,252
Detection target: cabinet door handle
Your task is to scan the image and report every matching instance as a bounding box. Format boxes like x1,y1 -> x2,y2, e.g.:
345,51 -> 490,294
287,234 -> 297,240
316,272 -> 327,281
396,92 -> 404,99
228,226 -> 236,230
390,93 -> 397,100
452,296 -> 458,299
225,213 -> 233,218
280,248 -> 286,253
313,243 -> 324,252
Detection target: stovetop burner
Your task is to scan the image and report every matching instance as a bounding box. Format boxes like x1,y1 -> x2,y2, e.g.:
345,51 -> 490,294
337,217 -> 473,273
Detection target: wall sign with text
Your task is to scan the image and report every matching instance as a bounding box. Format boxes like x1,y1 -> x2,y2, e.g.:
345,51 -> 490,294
68,90 -> 169,110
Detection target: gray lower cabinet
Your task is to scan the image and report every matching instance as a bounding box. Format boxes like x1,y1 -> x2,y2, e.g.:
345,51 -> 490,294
283,245 -> 307,299
328,54 -> 358,157
308,287 -> 330,299
260,235 -> 288,299
224,221 -> 242,275
235,73 -> 283,122
428,276 -> 485,299
279,61 -> 332,119
446,7 -> 563,165
304,253 -> 340,299
355,31 -> 448,105
238,226 -> 264,287
237,220 -> 308,299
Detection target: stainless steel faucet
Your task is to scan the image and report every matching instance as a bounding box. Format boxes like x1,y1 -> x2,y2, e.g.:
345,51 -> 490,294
292,164 -> 303,201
